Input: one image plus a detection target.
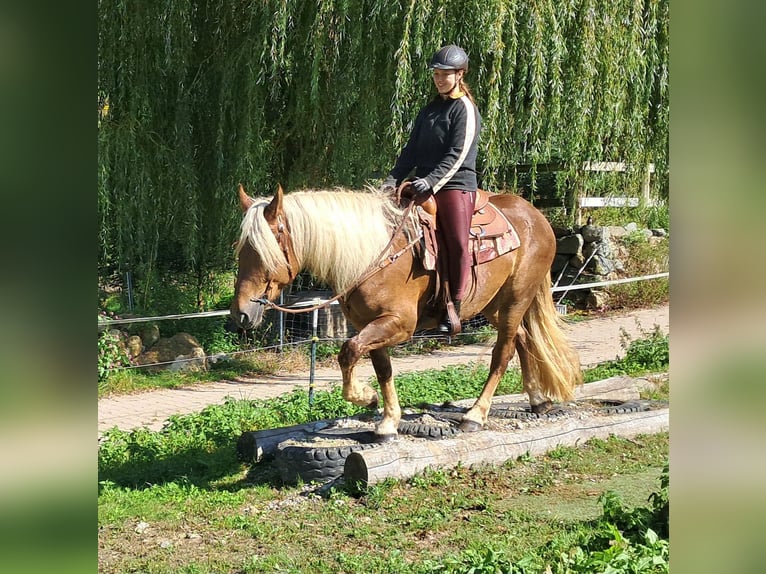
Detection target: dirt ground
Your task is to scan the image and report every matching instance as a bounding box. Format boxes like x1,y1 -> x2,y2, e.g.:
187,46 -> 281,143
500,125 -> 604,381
97,304 -> 669,435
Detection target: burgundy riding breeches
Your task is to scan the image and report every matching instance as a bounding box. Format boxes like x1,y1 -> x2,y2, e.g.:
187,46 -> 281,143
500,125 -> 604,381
435,188 -> 475,301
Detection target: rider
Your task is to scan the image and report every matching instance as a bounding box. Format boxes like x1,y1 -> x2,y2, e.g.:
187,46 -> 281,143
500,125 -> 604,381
382,44 -> 482,333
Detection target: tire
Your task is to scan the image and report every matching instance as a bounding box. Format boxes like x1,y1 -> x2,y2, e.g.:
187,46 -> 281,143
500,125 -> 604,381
600,399 -> 667,414
397,420 -> 462,439
488,404 -> 569,420
274,429 -> 379,484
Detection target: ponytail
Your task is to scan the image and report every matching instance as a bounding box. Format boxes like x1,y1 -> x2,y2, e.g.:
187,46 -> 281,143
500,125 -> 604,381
459,79 -> 476,105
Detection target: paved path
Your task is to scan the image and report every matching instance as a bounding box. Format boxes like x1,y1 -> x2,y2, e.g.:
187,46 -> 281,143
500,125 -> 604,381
98,305 -> 669,435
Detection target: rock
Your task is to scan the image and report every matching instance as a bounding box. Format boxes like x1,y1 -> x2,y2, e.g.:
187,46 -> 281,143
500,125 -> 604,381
126,335 -> 143,358
586,290 -> 610,310
568,253 -> 585,268
580,224 -> 603,243
135,521 -> 149,534
624,222 -> 639,233
650,228 -> 668,237
169,346 -> 207,373
140,324 -> 160,348
551,225 -> 575,238
586,254 -> 615,276
605,225 -> 629,238
135,332 -> 207,372
551,254 -> 570,273
556,234 -> 584,255
208,352 -> 230,365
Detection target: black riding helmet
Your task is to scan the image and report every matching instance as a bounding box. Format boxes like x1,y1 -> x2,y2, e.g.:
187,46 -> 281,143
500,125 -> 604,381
428,44 -> 469,70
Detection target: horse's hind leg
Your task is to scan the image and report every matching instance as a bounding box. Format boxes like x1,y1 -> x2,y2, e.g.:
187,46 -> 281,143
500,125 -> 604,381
515,328 -> 553,414
460,318 -> 524,432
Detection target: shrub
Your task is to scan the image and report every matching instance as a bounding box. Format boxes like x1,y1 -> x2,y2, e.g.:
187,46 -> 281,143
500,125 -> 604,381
97,314 -> 132,382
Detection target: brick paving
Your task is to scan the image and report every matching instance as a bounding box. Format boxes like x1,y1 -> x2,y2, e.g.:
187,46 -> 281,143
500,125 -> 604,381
98,304 -> 669,436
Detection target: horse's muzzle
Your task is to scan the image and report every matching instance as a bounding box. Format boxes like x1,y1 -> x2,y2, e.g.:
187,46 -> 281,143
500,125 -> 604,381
230,300 -> 265,330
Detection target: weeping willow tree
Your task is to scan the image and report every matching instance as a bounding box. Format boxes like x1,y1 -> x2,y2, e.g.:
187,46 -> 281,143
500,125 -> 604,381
98,0 -> 668,308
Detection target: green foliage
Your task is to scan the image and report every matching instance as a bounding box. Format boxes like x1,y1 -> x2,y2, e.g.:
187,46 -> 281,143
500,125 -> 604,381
98,0 -> 669,294
422,466 -> 669,573
584,202 -> 669,230
584,325 -> 668,382
606,233 -> 669,309
97,321 -> 131,382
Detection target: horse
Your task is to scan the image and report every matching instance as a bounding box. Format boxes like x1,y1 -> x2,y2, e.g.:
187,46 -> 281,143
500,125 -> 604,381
230,183 -> 582,441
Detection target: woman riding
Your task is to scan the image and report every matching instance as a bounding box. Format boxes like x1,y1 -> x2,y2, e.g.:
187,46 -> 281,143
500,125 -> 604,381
382,44 -> 482,333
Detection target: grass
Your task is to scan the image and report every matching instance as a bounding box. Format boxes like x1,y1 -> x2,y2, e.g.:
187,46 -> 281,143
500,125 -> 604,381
99,434 -> 668,573
98,330 -> 669,573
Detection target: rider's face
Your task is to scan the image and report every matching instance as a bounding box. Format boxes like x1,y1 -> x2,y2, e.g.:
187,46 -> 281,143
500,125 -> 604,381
432,69 -> 463,96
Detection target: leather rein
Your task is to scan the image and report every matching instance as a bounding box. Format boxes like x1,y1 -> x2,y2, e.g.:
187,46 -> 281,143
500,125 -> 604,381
251,202 -> 418,314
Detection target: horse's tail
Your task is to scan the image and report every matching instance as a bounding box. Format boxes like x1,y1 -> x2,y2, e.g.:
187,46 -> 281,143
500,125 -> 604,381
520,273 -> 582,402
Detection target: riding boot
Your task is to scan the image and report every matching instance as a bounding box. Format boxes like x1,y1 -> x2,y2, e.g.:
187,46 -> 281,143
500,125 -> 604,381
438,300 -> 461,334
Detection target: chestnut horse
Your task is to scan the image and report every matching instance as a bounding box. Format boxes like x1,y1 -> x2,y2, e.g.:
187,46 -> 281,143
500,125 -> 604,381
231,184 -> 581,441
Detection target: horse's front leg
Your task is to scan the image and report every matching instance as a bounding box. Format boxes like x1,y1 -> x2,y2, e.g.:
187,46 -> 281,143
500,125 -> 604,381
337,314 -> 410,441
368,348 -> 399,441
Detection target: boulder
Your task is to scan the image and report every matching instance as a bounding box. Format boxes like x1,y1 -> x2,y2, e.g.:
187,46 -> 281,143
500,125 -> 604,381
586,290 -> 610,310
140,324 -> 160,348
126,335 -> 143,359
556,234 -> 584,255
580,224 -> 603,243
135,332 -> 207,372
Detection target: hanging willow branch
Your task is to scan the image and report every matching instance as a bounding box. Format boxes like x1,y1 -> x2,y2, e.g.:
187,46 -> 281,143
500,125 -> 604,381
98,0 -> 669,304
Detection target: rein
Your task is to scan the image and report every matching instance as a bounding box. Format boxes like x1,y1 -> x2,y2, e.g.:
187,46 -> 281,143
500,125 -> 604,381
252,202 -> 417,314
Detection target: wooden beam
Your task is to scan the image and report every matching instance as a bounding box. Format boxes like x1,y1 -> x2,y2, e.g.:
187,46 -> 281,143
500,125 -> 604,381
344,408 -> 669,487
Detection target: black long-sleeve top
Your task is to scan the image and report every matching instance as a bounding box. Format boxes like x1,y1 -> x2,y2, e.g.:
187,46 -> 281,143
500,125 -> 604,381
389,94 -> 481,193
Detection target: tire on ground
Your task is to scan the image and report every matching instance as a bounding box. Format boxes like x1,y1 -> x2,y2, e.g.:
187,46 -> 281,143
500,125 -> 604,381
275,440 -> 380,484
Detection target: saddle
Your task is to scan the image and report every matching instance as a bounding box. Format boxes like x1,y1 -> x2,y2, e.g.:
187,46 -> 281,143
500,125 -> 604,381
397,182 -> 521,271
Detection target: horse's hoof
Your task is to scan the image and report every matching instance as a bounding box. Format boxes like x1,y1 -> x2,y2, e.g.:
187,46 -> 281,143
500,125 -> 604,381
530,401 -> 553,415
374,433 -> 397,444
459,419 -> 484,433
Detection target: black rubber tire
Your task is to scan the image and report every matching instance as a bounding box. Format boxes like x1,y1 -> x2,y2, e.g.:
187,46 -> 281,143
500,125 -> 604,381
397,420 -> 462,439
599,399 -> 668,414
488,404 -> 568,420
275,433 -> 380,484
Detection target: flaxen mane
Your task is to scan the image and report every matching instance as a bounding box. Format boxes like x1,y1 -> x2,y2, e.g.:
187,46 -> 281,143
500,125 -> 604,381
236,188 -> 406,292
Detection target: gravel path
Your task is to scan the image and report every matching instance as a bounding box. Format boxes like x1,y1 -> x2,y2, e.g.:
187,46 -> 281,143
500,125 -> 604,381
98,304 -> 669,435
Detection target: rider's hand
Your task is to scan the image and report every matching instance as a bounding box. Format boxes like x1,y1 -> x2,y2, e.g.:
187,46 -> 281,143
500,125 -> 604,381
410,178 -> 430,194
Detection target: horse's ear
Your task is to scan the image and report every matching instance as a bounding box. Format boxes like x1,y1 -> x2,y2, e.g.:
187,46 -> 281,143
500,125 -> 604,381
238,183 -> 255,212
263,183 -> 284,222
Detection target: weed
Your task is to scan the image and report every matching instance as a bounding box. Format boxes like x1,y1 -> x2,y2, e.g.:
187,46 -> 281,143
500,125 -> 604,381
584,324 -> 668,382
606,232 -> 669,309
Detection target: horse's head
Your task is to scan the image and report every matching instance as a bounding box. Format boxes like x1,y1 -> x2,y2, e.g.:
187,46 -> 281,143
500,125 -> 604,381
230,183 -> 297,330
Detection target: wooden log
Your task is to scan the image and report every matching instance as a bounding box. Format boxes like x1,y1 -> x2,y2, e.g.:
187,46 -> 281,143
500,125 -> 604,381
344,408 -> 669,487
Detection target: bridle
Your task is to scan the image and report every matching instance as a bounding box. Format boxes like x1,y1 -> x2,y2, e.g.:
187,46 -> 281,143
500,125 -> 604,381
251,202 -> 418,314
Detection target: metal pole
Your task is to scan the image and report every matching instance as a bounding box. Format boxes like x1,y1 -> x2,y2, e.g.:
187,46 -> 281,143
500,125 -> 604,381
308,307 -> 319,407
278,291 -> 285,351
125,271 -> 134,312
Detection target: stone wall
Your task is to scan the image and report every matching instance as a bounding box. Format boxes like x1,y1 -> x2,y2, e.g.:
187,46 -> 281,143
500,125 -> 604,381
552,221 -> 668,309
